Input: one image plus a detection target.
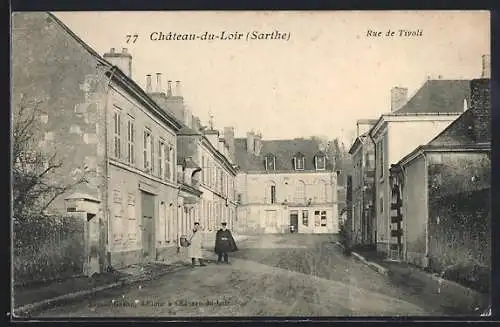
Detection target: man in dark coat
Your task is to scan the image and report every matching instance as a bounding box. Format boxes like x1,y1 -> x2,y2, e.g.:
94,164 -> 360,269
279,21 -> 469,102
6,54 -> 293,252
214,222 -> 238,264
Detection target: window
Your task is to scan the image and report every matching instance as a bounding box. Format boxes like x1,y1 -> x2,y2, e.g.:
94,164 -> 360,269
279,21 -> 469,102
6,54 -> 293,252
265,156 -> 275,171
271,185 -> 276,204
317,180 -> 327,203
380,195 -> 384,213
321,211 -> 327,227
294,180 -> 305,203
126,118 -> 135,164
158,140 -> 165,178
113,110 -> 121,159
201,156 -> 205,183
314,211 -> 321,227
378,140 -> 384,178
365,152 -> 375,169
150,135 -> 155,175
143,130 -> 152,171
165,145 -> 172,181
294,156 -> 305,170
302,210 -> 309,226
219,168 -> 223,193
237,193 -> 242,204
315,155 -> 326,170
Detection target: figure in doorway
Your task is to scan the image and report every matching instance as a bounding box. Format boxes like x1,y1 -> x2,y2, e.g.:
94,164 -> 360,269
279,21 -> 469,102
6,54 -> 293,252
215,222 -> 238,264
188,222 -> 206,267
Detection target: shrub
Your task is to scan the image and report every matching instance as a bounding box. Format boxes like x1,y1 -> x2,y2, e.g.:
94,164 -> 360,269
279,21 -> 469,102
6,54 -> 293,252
13,214 -> 85,286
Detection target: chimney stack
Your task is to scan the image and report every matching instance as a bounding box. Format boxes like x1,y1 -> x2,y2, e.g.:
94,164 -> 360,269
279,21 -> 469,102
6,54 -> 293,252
146,74 -> 152,93
103,47 -> 132,77
175,81 -> 182,97
390,86 -> 408,112
167,80 -> 173,97
481,54 -> 491,79
224,127 -> 236,161
156,73 -> 162,93
470,78 -> 491,143
246,131 -> 255,154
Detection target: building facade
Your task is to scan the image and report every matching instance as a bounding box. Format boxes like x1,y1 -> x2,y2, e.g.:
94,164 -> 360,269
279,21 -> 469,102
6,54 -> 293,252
390,72 -> 491,271
146,74 -> 238,243
348,119 -> 377,246
369,79 -> 471,258
234,133 -> 339,234
11,12 -> 185,272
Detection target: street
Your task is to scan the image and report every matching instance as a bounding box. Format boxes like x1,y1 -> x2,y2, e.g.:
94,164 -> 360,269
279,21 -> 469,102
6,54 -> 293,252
35,234 -> 443,317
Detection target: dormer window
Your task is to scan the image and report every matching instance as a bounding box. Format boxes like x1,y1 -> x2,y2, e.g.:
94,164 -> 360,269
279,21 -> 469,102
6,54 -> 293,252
264,154 -> 276,171
293,153 -> 305,171
315,153 -> 326,170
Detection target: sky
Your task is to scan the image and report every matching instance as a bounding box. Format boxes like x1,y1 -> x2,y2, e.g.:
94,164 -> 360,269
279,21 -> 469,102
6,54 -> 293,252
54,11 -> 490,144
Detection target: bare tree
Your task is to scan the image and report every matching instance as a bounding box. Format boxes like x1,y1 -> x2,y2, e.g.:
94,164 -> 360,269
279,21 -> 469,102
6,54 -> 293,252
12,98 -> 89,223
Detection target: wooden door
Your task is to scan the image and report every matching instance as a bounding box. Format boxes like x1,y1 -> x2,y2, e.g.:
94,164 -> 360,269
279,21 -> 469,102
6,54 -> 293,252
141,191 -> 155,260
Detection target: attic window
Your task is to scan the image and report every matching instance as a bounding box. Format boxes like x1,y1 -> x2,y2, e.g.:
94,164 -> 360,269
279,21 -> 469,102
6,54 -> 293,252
294,153 -> 305,171
315,153 -> 326,170
265,155 -> 276,171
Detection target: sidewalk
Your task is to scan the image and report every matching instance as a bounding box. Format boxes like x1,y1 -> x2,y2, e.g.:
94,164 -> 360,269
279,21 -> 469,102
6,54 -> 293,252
13,261 -> 191,317
14,235 -> 254,317
345,244 -> 490,316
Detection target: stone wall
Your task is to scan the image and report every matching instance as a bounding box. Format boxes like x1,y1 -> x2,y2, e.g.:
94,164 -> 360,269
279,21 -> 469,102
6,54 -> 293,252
427,152 -> 491,272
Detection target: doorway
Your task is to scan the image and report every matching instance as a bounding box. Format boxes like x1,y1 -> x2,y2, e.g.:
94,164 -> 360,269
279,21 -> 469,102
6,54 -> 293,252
141,191 -> 155,260
289,210 -> 298,233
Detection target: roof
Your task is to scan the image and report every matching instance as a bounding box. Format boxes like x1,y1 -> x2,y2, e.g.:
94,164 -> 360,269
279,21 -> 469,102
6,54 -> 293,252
357,119 -> 379,125
426,109 -> 476,147
65,192 -> 100,203
393,78 -> 491,169
395,79 -> 471,114
348,134 -> 371,155
234,138 -> 334,172
47,12 -> 182,131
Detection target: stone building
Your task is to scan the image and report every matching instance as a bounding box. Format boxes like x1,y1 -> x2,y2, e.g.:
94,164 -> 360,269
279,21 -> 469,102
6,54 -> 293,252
348,119 -> 377,246
12,12 -> 183,272
146,76 -> 238,239
369,79 -> 471,258
234,133 -> 339,234
390,59 -> 491,271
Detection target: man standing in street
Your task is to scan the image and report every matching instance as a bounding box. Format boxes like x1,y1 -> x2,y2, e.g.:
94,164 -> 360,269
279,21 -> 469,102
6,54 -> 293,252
215,222 -> 238,264
188,222 -> 206,267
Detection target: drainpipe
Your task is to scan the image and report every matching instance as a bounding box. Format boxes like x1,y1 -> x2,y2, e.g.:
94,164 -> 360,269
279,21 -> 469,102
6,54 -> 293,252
102,66 -> 118,272
401,164 -> 408,261
176,186 -> 181,253
368,133 -> 378,250
421,151 -> 430,268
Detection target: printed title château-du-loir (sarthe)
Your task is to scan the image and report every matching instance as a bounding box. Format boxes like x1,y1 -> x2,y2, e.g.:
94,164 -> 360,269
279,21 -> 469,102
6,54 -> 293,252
150,30 -> 290,41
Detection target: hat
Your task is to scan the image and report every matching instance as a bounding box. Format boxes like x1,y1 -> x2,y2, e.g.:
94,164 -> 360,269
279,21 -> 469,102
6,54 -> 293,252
221,222 -> 227,226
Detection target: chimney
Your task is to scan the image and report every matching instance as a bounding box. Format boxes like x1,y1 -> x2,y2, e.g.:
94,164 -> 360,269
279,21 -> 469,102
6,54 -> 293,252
175,81 -> 182,97
470,78 -> 491,143
390,86 -> 408,112
145,75 -> 152,93
254,131 -> 263,155
224,127 -> 236,161
246,131 -> 255,154
156,73 -> 163,93
481,54 -> 491,79
103,47 -> 132,77
167,80 -> 173,97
